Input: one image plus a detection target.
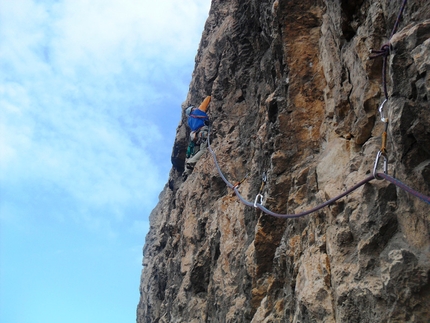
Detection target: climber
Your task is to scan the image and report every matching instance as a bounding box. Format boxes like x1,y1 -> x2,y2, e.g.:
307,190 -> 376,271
183,95 -> 211,179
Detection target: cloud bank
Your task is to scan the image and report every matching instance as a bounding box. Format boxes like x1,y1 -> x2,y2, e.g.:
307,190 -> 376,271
0,0 -> 210,235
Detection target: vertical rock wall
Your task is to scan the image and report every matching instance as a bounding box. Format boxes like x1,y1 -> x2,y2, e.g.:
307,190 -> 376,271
138,0 -> 430,322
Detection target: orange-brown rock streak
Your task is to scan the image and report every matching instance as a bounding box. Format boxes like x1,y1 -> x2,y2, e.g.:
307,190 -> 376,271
138,1 -> 430,322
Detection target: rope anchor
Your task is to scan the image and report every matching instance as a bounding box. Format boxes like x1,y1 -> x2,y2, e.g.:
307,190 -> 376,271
254,172 -> 267,207
379,98 -> 388,123
373,150 -> 388,180
207,128 -> 430,218
254,193 -> 263,208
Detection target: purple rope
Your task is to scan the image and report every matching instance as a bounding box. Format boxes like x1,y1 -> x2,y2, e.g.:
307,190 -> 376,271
204,1 -> 430,218
369,0 -> 408,99
390,0 -> 408,39
207,134 -> 235,189
207,131 -> 430,218
235,176 -> 375,218
378,173 -> 430,204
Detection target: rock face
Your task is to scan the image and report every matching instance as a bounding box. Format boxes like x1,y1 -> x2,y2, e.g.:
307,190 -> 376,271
137,1 -> 430,322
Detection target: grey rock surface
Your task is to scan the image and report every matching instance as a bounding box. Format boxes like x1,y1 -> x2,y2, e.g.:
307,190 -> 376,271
138,1 -> 430,322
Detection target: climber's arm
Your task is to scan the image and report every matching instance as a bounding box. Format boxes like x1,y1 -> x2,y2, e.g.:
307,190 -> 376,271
198,96 -> 211,113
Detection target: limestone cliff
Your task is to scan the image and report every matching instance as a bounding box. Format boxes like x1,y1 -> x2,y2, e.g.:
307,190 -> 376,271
137,1 -> 430,322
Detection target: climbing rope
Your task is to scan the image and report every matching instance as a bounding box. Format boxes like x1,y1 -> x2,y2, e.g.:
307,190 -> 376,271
206,130 -> 429,220
377,173 -> 430,205
203,0 -> 429,218
369,0 -> 408,99
369,0 -> 407,180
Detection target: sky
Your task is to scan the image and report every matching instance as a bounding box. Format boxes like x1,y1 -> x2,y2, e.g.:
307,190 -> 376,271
0,0 -> 211,322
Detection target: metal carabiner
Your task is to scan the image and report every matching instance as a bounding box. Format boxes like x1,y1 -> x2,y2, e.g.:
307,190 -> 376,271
254,193 -> 263,208
373,150 -> 388,180
258,171 -> 267,194
378,98 -> 388,123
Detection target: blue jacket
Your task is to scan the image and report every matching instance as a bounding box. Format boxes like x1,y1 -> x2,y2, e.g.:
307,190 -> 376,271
188,109 -> 208,131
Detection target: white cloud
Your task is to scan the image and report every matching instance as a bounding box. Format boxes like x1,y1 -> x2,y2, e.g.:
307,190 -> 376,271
47,0 -> 209,76
1,2 -> 211,322
0,0 -> 211,236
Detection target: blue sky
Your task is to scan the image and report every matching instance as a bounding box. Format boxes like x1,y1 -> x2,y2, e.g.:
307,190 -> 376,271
0,0 -> 211,322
